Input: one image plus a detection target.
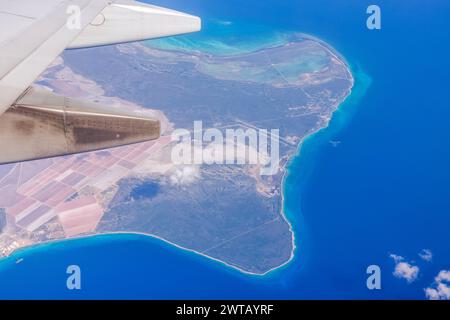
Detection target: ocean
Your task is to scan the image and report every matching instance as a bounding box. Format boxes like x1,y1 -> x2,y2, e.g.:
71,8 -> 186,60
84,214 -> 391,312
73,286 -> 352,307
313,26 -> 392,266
1,0 -> 449,299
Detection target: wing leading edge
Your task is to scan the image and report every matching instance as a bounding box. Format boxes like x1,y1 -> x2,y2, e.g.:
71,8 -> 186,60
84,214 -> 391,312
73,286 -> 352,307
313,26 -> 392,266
69,0 -> 201,49
0,0 -> 111,115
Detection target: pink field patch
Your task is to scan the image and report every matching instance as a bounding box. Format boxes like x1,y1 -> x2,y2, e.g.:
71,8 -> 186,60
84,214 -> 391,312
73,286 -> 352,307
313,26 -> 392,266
57,197 -> 104,237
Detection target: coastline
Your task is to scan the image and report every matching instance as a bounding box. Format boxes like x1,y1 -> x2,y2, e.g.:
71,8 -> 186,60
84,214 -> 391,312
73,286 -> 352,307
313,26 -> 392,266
273,42 -> 357,276
0,36 -> 361,277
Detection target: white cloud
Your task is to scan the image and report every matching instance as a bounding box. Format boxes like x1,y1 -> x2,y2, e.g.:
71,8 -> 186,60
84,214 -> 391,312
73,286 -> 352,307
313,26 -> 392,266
390,254 -> 420,283
170,166 -> 200,186
390,254 -> 403,263
436,270 -> 450,282
418,249 -> 433,262
425,270 -> 450,300
394,262 -> 420,283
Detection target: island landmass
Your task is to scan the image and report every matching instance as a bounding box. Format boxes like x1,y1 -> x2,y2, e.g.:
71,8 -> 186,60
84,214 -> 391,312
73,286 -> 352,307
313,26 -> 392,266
0,34 -> 353,275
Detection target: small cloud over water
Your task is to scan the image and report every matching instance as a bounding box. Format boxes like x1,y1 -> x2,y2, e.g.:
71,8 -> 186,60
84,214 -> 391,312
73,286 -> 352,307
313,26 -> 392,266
389,254 -> 419,283
425,270 -> 450,300
418,249 -> 433,262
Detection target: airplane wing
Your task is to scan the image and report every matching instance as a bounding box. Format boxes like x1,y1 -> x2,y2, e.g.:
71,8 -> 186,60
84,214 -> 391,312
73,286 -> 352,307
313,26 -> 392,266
0,0 -> 201,164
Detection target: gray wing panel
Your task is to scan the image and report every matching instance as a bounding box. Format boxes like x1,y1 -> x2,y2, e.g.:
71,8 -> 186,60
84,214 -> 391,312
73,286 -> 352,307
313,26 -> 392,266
0,87 -> 160,164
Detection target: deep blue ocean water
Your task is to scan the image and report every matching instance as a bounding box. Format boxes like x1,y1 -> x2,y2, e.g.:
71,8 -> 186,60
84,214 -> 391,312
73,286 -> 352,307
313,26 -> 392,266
1,0 -> 450,299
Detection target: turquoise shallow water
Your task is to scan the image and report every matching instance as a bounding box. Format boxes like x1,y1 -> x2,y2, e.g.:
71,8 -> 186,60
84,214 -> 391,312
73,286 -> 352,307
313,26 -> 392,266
146,18 -> 291,56
1,0 -> 450,299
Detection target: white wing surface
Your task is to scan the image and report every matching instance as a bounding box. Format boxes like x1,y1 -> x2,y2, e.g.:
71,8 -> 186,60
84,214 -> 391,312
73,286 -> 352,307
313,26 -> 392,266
0,0 -> 110,115
0,0 -> 201,164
